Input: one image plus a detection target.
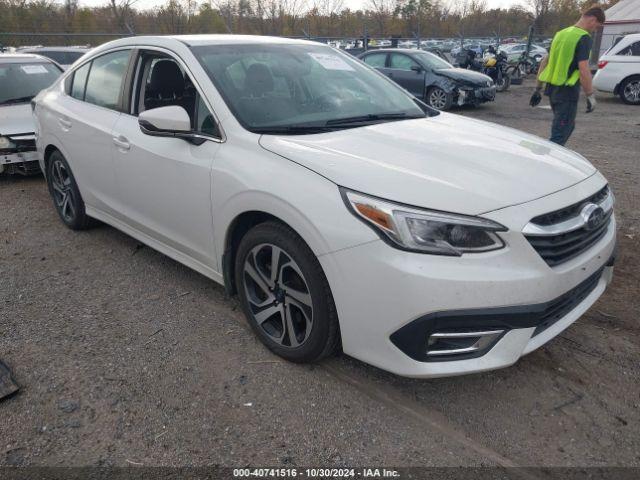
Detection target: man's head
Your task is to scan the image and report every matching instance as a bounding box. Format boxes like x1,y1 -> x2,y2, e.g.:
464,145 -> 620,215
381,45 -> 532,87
577,5 -> 606,32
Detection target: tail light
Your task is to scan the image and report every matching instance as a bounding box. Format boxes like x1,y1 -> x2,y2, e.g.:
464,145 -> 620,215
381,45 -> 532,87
598,60 -> 608,69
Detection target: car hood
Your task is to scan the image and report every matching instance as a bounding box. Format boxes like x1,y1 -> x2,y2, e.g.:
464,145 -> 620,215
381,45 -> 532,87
436,68 -> 492,86
0,104 -> 35,136
259,114 -> 596,215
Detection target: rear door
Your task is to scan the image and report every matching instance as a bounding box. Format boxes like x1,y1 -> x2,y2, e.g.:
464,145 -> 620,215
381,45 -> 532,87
387,53 -> 426,98
51,48 -> 132,215
110,49 -> 221,269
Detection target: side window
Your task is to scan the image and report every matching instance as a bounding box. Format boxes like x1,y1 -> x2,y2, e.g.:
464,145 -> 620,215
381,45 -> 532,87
70,62 -> 91,100
363,53 -> 387,68
84,50 -> 131,110
195,95 -> 219,137
618,42 -> 640,56
389,54 -> 419,71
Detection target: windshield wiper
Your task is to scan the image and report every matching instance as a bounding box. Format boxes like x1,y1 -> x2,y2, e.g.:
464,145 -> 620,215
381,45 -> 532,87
325,112 -> 424,126
1,95 -> 34,105
251,125 -> 336,135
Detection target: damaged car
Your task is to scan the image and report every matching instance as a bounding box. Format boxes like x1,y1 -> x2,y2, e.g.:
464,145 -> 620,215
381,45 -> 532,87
359,48 -> 495,110
1,53 -> 62,175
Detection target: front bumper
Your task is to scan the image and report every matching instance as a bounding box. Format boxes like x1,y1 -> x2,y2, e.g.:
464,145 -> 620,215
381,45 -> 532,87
0,150 -> 40,174
319,174 -> 616,378
457,85 -> 496,106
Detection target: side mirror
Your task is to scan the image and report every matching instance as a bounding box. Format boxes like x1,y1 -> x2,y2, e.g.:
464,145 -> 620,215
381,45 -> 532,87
138,106 -> 205,145
411,65 -> 423,73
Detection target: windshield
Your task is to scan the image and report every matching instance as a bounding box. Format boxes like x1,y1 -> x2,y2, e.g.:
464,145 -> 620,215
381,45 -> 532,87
0,62 -> 61,105
190,43 -> 427,132
414,51 -> 452,69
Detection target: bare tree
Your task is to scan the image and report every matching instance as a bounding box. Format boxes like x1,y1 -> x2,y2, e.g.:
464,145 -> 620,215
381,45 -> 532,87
109,0 -> 138,33
367,0 -> 395,36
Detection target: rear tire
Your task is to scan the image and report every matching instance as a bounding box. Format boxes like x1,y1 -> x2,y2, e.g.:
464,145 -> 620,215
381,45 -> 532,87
619,76 -> 640,105
46,150 -> 97,230
234,221 -> 340,363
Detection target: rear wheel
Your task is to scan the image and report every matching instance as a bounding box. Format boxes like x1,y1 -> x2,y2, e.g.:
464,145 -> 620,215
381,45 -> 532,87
619,76 -> 640,105
234,221 -> 340,363
46,150 -> 97,230
426,87 -> 453,110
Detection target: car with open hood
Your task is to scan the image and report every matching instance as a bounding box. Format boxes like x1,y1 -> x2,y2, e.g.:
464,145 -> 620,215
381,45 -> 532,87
358,48 -> 495,110
33,35 -> 615,378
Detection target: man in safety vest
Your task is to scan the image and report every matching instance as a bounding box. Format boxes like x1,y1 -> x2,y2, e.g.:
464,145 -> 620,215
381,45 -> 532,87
529,6 -> 606,145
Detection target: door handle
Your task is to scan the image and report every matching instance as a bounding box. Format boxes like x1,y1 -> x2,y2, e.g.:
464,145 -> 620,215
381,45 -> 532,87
387,72 -> 394,78
58,117 -> 72,130
112,135 -> 130,151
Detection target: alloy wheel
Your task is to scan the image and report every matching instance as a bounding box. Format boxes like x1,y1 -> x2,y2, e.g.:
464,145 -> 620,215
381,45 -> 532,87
243,243 -> 313,348
429,88 -> 448,110
50,159 -> 77,223
623,80 -> 640,103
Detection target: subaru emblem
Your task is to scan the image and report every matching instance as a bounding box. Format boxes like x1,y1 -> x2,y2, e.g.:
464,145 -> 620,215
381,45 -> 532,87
581,203 -> 605,231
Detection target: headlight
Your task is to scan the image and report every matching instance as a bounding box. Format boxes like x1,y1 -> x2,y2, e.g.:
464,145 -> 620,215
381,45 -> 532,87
0,136 -> 15,150
342,189 -> 506,256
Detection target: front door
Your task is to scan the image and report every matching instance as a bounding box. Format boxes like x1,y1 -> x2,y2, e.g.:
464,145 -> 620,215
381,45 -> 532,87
111,51 -> 222,270
387,53 -> 426,99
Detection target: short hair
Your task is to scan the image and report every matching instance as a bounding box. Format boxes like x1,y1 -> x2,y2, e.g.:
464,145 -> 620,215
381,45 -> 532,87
583,5 -> 606,24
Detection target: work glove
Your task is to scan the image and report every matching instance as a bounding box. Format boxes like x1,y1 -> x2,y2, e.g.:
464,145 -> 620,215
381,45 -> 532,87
586,94 -> 596,113
529,88 -> 542,107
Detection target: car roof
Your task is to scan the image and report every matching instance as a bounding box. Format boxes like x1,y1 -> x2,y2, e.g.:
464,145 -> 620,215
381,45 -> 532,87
360,49 -> 426,54
23,46 -> 90,52
0,53 -> 55,63
113,34 -> 320,47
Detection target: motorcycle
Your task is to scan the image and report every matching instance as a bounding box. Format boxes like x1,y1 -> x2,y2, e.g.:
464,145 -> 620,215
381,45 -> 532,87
457,48 -> 511,92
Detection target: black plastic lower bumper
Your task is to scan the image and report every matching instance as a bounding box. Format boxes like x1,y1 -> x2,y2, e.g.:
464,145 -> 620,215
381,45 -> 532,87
390,266 -> 608,362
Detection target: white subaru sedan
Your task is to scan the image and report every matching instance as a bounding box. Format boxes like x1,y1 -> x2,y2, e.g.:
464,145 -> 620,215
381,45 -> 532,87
33,35 -> 616,378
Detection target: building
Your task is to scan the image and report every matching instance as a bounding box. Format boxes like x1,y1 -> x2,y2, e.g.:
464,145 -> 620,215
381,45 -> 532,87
597,0 -> 640,56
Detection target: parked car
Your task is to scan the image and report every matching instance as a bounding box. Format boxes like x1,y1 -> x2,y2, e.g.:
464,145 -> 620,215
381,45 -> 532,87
499,43 -> 547,63
1,53 -> 62,175
22,47 -> 90,70
594,33 -> 640,105
359,48 -> 495,110
34,35 -> 616,378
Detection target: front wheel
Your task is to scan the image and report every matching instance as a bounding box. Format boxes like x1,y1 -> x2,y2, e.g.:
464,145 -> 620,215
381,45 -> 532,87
426,87 -> 453,110
619,76 -> 640,105
495,72 -> 511,92
235,222 -> 340,363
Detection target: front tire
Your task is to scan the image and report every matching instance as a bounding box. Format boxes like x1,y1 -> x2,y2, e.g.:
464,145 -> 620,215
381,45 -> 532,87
619,76 -> 640,105
426,87 -> 453,110
234,221 -> 340,363
495,73 -> 511,92
46,150 -> 96,230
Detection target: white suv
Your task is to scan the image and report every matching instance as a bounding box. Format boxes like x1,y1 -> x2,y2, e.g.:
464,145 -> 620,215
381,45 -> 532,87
594,33 -> 640,105
33,36 -> 616,378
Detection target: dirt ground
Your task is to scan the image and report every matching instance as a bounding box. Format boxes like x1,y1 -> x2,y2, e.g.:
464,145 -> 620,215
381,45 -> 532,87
1,78 -> 639,470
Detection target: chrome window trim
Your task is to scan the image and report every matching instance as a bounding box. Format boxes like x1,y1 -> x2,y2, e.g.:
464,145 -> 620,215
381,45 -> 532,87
522,189 -> 614,236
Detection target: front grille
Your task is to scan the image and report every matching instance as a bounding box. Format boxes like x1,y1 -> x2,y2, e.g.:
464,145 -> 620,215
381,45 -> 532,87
531,185 -> 609,226
526,210 -> 612,266
7,135 -> 37,153
525,185 -> 613,267
533,267 -> 604,337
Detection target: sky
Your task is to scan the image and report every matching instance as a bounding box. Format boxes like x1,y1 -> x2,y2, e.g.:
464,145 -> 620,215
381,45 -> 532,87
74,0 -> 524,14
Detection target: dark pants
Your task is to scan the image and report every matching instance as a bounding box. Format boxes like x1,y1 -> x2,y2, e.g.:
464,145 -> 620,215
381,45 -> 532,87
550,99 -> 578,146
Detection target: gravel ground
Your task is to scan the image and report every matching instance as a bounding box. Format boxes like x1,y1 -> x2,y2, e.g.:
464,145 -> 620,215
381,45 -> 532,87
1,78 -> 639,469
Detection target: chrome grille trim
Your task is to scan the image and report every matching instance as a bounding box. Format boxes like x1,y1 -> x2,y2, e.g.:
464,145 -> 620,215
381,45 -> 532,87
522,187 -> 613,236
